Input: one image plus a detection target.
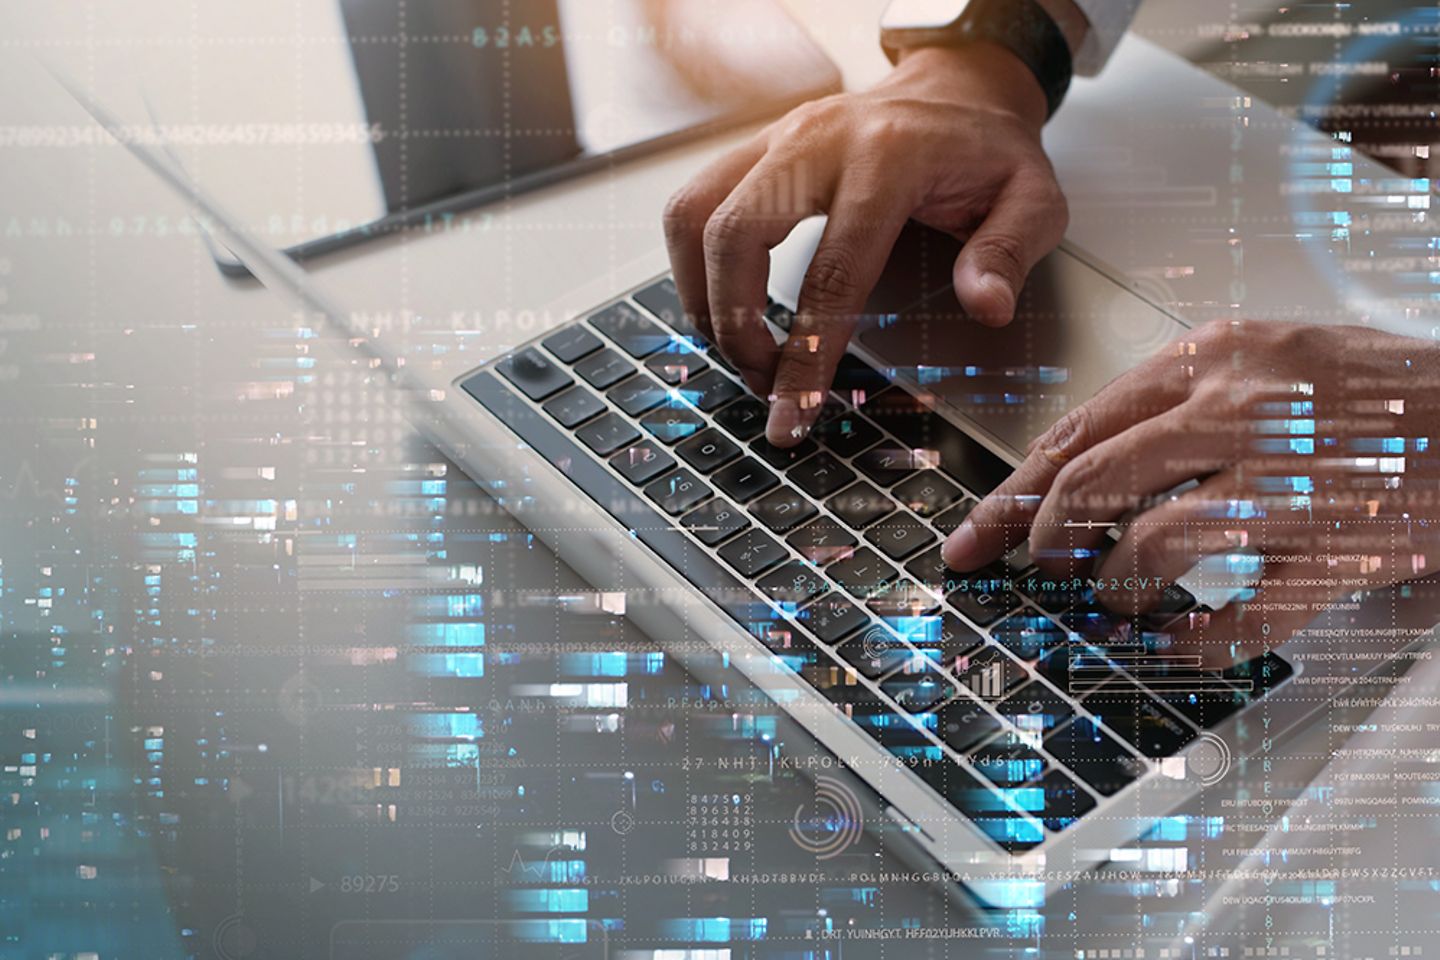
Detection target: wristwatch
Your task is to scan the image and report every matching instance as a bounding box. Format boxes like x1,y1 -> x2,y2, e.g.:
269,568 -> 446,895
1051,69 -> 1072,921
879,0 -> 1073,118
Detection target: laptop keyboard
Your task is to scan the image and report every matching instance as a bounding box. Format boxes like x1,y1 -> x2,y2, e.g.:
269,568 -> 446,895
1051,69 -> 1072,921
463,275 -> 1294,854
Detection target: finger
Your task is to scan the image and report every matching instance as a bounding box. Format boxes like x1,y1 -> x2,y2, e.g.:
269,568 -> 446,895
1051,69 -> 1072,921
952,171 -> 1069,327
705,148 -> 838,394
1027,404 -> 1234,576
662,134 -> 769,345
1092,471 -> 1242,615
942,350 -> 1193,571
1169,560 -> 1337,668
766,194 -> 909,446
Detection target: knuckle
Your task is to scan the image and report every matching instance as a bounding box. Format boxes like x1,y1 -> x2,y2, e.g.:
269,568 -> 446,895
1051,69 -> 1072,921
1051,451 -> 1103,507
972,232 -> 1028,281
702,207 -> 750,264
662,188 -> 706,240
1039,405 -> 1094,464
800,247 -> 864,311
780,98 -> 842,139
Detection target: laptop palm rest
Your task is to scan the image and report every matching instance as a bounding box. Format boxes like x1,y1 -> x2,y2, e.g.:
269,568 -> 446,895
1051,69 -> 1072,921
851,227 -> 1192,458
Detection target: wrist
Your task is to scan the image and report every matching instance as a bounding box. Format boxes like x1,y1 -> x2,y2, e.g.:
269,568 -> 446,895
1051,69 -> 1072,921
892,43 -> 1048,129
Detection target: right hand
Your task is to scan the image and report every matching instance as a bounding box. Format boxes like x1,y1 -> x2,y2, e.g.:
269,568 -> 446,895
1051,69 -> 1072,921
662,42 -> 1070,447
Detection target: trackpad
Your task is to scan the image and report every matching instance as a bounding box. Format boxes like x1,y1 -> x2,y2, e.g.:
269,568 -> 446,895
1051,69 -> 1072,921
858,245 -> 1190,458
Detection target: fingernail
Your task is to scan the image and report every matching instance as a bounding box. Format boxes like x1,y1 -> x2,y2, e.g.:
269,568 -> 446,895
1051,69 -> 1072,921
766,397 -> 805,446
943,523 -> 978,570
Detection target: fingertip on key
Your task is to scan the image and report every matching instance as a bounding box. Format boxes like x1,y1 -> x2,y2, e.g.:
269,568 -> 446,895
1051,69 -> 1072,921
942,523 -> 980,571
765,397 -> 807,447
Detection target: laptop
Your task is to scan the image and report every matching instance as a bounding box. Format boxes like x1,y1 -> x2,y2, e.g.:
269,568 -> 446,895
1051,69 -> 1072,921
58,58 -> 1427,911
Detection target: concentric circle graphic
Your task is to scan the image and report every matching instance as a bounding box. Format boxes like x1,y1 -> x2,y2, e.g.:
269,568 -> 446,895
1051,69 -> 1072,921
789,774 -> 864,859
610,809 -> 635,835
212,914 -> 257,960
1190,732 -> 1232,786
859,625 -> 892,662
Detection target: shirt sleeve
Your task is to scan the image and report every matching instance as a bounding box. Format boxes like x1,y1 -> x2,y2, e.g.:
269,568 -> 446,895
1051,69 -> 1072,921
1069,0 -> 1142,75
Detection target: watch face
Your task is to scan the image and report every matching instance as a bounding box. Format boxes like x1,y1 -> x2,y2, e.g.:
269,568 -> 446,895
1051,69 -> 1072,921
880,0 -> 969,31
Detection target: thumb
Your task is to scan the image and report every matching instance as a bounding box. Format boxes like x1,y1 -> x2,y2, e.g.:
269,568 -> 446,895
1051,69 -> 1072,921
953,174 -> 1068,327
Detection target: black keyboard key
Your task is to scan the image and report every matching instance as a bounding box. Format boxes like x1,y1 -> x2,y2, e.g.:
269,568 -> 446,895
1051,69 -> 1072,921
1152,686 -> 1246,729
971,734 -> 1048,787
589,301 -> 669,358
680,498 -> 749,546
789,451 -> 856,499
632,278 -> 700,341
866,579 -> 941,621
838,629 -> 917,679
860,388 -> 1013,494
574,348 -> 635,389
462,371 -> 800,690
932,613 -> 986,669
794,593 -> 869,645
496,347 -> 573,401
749,486 -> 818,534
1029,770 -> 1096,833
713,397 -> 767,441
639,405 -> 705,445
645,346 -> 709,385
1043,716 -> 1145,797
575,412 -> 640,456
644,468 -> 712,516
609,441 -> 675,486
676,429 -> 741,473
1147,582 -> 1197,622
827,482 -> 895,529
786,517 -> 859,566
1082,680 -> 1196,758
813,412 -> 884,459
990,612 -> 1069,663
682,369 -> 743,412
996,541 -> 1035,577
934,699 -> 1005,754
828,548 -> 899,600
717,529 -> 788,578
997,681 -> 1075,736
764,300 -> 796,331
757,561 -> 829,608
948,581 -> 1021,627
854,444 -> 921,486
542,325 -> 604,363
904,545 -> 960,594
953,646 -> 1026,701
751,436 -> 820,469
542,385 -> 606,428
881,663 -> 956,713
865,513 -> 937,561
893,470 -> 964,517
608,374 -> 668,416
930,498 -> 977,535
713,457 -> 780,502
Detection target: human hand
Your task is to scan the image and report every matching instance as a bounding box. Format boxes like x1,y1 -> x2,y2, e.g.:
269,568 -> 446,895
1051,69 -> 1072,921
663,42 -> 1068,447
942,319 -> 1440,666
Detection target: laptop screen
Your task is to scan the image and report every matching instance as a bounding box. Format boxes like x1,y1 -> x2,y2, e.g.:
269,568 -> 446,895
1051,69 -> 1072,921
131,0 -> 839,260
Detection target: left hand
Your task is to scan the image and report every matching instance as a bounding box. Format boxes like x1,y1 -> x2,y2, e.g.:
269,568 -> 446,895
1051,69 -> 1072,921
942,318 -> 1440,666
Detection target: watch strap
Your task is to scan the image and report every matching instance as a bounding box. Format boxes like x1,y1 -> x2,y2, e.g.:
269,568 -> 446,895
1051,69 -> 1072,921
882,0 -> 1073,119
